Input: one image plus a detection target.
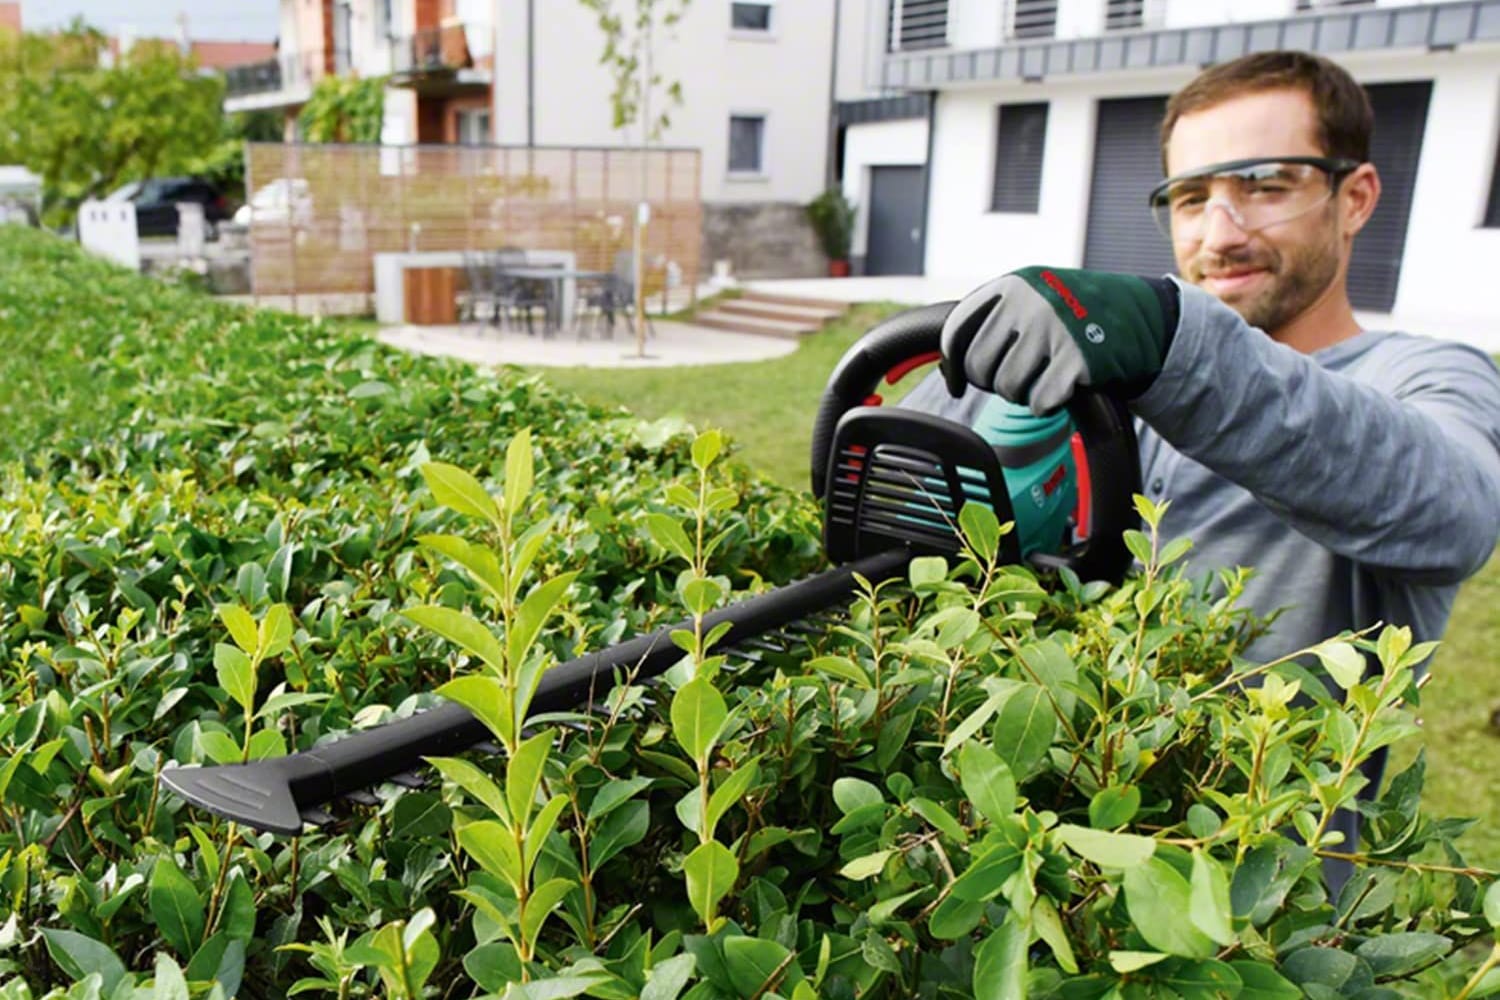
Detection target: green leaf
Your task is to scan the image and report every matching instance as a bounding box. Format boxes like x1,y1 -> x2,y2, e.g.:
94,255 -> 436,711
586,776 -> 653,824
507,573 -> 577,693
832,777 -> 882,814
153,952 -> 190,1000
1315,641 -> 1366,691
679,575 -> 723,617
704,758 -> 759,842
641,953 -> 696,1000
959,502 -> 1002,561
438,675 -> 514,748
973,912 -> 1028,1000
393,791 -> 452,840
523,795 -> 570,879
943,680 -> 1018,757
1279,947 -> 1358,989
646,513 -> 695,563
839,850 -> 893,880
519,877 -> 574,947
217,604 -> 259,655
691,429 -> 722,472
1124,529 -> 1154,566
40,928 -> 127,993
959,742 -> 1016,826
1088,784 -> 1140,829
506,728 -> 554,831
1189,849 -> 1235,947
684,840 -> 738,927
1123,858 -> 1217,959
1109,951 -> 1170,973
150,857 -> 205,958
510,519 -> 553,595
221,874 -> 256,943
213,644 -> 255,713
908,555 -> 948,588
1353,932 -> 1451,977
428,755 -> 511,826
724,935 -> 802,997
992,685 -> 1056,778
1486,880 -> 1500,928
457,819 -> 523,886
671,678 -> 727,767
588,800 -> 649,874
258,603 -> 293,659
1056,824 -> 1155,869
1228,961 -> 1302,1000
406,606 -> 507,674
909,797 -> 968,844
466,942 -> 524,992
422,461 -> 500,525
1031,897 -> 1077,974
504,428 -> 534,518
805,655 -> 871,689
928,895 -> 985,939
418,533 -> 507,602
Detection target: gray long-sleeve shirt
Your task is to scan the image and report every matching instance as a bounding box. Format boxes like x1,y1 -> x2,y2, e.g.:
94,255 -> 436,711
902,280 -> 1500,662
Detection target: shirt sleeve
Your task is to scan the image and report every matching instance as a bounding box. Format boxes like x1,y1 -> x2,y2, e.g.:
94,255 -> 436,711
1130,279 -> 1500,585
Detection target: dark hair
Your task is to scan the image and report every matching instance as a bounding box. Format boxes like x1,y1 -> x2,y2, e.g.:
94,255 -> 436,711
1159,50 -> 1373,171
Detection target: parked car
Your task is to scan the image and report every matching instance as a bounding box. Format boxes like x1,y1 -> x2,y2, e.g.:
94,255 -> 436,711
233,178 -> 314,228
105,177 -> 231,238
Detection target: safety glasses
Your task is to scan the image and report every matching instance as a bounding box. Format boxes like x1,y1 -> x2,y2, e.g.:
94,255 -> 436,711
1148,156 -> 1362,242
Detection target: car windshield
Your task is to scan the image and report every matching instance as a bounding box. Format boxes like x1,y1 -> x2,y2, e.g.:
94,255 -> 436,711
105,181 -> 144,202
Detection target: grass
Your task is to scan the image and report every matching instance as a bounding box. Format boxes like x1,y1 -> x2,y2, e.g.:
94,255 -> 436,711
522,308 -> 1500,870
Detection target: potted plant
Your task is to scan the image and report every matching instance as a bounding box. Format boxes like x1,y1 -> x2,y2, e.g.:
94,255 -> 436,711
806,186 -> 855,277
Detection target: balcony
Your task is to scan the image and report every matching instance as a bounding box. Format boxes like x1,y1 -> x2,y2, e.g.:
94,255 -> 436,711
883,0 -> 1500,88
223,48 -> 348,112
389,23 -> 490,92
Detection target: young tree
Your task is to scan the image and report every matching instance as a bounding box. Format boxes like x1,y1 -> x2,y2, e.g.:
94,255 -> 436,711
578,0 -> 690,357
0,22 -> 226,227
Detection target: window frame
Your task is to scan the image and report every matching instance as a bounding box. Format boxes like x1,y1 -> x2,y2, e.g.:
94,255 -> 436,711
730,1 -> 773,34
989,101 -> 1049,214
727,112 -> 768,178
1483,124 -> 1500,229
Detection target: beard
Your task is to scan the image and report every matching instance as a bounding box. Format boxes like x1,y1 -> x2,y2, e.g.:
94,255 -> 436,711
1183,209 -> 1342,334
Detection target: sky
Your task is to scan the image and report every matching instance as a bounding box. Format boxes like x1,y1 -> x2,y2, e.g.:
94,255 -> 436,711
21,1 -> 280,42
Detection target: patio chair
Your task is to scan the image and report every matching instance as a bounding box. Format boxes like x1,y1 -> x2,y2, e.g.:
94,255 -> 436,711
460,251 -> 501,324
602,250 -> 656,340
492,247 -> 558,336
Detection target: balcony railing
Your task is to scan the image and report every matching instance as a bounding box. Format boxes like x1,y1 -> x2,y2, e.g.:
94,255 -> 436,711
224,49 -> 348,99
391,24 -> 475,76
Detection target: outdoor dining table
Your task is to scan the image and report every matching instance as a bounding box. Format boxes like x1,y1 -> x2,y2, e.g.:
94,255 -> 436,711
493,266 -> 613,330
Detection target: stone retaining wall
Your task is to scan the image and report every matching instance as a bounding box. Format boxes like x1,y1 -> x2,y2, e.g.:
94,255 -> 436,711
701,201 -> 827,280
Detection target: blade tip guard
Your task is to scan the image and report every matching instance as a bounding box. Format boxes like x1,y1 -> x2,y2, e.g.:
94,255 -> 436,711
159,762 -> 307,837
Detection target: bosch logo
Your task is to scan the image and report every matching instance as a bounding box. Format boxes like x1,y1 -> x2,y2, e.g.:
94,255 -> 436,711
1030,484 -> 1047,508
1084,323 -> 1106,344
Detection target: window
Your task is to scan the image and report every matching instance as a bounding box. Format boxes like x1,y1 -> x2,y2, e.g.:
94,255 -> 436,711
1105,0 -> 1144,31
457,108 -> 491,146
728,115 -> 766,174
991,102 -> 1048,213
887,0 -> 948,52
1009,0 -> 1057,40
731,2 -> 771,31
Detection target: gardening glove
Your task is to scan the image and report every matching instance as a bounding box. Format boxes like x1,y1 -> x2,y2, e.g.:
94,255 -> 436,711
940,266 -> 1181,414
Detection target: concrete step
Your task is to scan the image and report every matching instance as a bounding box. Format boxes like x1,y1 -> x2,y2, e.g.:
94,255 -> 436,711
739,289 -> 852,311
693,310 -> 814,340
717,297 -> 844,326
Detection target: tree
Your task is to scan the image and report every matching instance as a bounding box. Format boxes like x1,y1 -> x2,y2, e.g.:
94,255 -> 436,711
297,75 -> 386,144
578,0 -> 690,357
0,22 -> 227,227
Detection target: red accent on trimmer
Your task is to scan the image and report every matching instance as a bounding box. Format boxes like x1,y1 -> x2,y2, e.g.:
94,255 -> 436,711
1070,432 -> 1092,540
884,351 -> 942,385
864,394 -> 883,406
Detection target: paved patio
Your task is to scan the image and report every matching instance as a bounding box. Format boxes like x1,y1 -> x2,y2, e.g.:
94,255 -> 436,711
377,318 -> 800,369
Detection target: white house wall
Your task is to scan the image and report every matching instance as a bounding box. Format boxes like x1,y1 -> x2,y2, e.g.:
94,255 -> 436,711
493,0 -> 837,205
920,45 -> 1500,325
843,117 -> 930,259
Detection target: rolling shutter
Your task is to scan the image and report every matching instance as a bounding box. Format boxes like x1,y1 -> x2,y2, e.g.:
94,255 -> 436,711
991,103 -> 1049,213
1083,96 -> 1175,278
1347,81 -> 1431,313
890,0 -> 948,51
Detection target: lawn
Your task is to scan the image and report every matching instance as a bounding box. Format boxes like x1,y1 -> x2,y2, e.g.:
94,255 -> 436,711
534,307 -> 1500,870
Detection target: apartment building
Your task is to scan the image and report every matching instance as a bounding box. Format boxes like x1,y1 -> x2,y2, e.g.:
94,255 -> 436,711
835,0 -> 1500,325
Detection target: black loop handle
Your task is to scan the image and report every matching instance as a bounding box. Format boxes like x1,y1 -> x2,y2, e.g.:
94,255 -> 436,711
809,303 -> 1141,584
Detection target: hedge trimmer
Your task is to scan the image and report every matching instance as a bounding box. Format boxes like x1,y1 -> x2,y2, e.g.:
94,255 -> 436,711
161,303 -> 1141,835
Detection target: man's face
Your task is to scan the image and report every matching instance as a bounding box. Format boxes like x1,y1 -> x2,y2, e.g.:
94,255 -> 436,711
1163,88 -> 1348,333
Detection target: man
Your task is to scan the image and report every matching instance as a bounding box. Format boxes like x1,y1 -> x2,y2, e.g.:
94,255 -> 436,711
905,50 -> 1500,669
900,50 -> 1500,889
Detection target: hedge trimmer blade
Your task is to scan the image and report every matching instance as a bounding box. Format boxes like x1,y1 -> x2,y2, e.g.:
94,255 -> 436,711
161,548 -> 911,835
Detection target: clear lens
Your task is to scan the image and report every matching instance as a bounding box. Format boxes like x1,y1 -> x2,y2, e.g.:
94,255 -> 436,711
1150,161 -> 1339,242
